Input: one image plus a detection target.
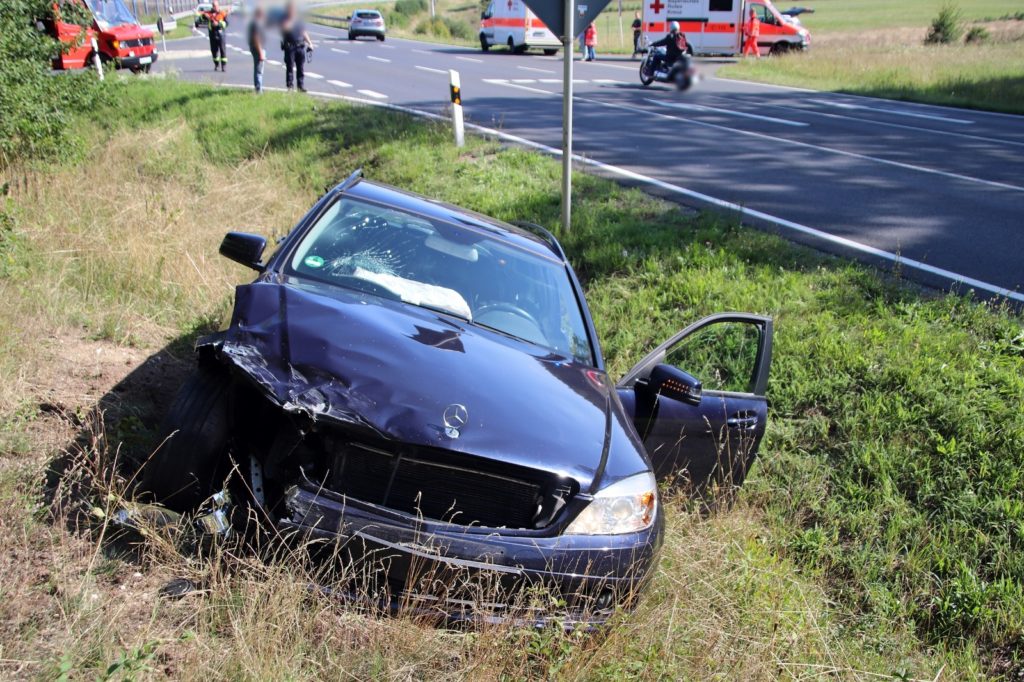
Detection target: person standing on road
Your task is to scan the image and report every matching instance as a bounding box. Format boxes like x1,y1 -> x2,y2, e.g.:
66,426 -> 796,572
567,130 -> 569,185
742,7 -> 761,58
282,2 -> 312,92
584,23 -> 597,61
198,0 -> 229,71
631,11 -> 643,58
248,5 -> 267,93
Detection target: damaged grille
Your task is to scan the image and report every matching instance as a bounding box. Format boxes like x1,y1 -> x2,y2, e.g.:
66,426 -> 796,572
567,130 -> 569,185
322,438 -> 572,529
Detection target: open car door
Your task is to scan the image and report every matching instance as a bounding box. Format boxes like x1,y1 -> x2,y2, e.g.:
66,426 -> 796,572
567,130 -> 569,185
617,314 -> 773,495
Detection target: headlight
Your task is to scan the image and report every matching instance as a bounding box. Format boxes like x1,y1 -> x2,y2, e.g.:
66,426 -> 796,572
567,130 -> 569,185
564,472 -> 657,535
111,39 -> 120,50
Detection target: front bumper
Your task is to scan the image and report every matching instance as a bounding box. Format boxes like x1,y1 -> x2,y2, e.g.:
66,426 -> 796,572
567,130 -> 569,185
280,483 -> 663,626
117,53 -> 158,69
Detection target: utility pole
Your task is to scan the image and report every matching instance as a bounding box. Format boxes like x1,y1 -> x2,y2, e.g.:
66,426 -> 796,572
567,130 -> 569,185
560,0 -> 574,233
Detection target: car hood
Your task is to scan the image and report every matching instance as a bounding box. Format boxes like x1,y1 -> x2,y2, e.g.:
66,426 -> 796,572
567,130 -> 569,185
210,281 -> 648,493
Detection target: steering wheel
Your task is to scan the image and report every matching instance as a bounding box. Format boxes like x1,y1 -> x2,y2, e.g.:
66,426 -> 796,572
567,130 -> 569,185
474,302 -> 541,329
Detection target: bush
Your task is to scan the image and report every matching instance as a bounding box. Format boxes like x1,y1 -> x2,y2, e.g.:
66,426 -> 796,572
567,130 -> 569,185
925,3 -> 964,44
965,26 -> 990,44
393,0 -> 428,18
415,16 -> 450,39
441,16 -> 473,40
0,0 -> 104,168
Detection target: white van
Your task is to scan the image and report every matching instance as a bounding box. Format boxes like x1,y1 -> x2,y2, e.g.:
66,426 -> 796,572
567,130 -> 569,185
479,0 -> 560,54
642,0 -> 809,56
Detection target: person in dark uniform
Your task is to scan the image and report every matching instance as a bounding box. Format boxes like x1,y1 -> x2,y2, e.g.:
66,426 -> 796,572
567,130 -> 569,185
281,2 -> 312,92
631,11 -> 643,59
197,0 -> 229,71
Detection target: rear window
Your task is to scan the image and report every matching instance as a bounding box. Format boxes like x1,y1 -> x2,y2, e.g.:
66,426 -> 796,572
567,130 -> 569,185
355,11 -> 380,18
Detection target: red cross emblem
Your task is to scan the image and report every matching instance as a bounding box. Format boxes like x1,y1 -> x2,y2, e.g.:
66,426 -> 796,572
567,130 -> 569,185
649,0 -> 665,13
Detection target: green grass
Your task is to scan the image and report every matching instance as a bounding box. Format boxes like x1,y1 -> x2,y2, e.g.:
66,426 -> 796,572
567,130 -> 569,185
778,0 -> 1024,34
1,79 -> 1023,678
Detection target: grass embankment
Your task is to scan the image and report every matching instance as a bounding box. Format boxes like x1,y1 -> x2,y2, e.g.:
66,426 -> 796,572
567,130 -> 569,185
1,79 -> 1023,679
720,1 -> 1024,115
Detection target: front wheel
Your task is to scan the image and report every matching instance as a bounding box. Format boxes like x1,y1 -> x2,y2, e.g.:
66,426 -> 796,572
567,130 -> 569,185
639,61 -> 654,86
770,42 -> 791,56
141,365 -> 232,512
377,34 -> 385,41
543,48 -> 558,56
480,34 -> 490,51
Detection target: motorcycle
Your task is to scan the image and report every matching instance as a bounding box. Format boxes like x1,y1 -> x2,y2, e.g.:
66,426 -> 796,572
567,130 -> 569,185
639,45 -> 697,91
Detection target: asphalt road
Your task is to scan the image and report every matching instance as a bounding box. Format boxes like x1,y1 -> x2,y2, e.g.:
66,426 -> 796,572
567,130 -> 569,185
156,25 -> 1024,299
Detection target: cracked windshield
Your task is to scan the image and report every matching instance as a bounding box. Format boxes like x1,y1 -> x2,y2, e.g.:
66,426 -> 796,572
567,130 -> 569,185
288,197 -> 593,364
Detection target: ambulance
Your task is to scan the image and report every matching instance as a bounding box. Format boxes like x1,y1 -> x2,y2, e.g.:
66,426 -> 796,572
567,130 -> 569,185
479,0 -> 561,55
642,0 -> 809,57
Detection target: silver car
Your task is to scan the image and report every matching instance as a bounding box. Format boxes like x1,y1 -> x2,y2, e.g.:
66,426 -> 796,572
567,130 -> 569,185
349,9 -> 386,41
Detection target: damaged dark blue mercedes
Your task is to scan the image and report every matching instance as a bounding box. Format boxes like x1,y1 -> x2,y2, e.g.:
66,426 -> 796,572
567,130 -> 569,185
141,170 -> 773,625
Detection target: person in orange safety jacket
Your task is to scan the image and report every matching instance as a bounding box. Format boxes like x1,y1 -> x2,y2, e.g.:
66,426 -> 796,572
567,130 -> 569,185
742,7 -> 760,58
197,0 -> 230,70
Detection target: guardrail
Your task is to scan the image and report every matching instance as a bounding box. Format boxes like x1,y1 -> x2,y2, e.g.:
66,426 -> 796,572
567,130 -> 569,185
307,13 -> 351,28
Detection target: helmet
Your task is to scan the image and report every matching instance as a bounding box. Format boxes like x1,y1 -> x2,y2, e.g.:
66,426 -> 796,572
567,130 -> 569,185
669,21 -> 680,31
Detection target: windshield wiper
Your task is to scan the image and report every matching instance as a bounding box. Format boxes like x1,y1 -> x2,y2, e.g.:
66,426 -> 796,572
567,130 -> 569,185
471,321 -> 533,346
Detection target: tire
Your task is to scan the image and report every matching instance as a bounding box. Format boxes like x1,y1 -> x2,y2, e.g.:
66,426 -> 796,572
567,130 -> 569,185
543,48 -> 558,56
507,36 -> 516,52
348,31 -> 356,40
480,34 -> 490,51
377,34 -> 385,41
639,61 -> 654,86
141,365 -> 232,512
770,42 -> 790,56
675,73 -> 692,91
143,64 -> 152,74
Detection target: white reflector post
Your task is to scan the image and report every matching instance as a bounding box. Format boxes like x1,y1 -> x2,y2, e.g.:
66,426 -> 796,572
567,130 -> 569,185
449,69 -> 465,148
91,37 -> 104,80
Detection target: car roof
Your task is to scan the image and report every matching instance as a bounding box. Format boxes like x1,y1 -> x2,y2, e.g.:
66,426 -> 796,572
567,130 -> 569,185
354,8 -> 382,13
343,179 -> 564,261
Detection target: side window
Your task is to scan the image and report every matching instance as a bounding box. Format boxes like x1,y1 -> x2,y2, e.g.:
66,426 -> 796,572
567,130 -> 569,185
482,2 -> 493,18
664,321 -> 761,393
709,0 -> 733,11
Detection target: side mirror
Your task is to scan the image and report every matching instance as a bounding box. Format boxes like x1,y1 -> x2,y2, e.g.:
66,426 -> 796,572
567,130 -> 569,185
219,232 -> 267,271
649,364 -> 702,405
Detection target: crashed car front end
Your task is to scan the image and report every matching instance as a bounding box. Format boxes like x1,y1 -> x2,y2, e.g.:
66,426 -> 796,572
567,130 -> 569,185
177,175 -> 665,624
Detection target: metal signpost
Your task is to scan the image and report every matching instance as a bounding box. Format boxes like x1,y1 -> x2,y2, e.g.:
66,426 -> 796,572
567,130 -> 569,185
520,0 -> 612,233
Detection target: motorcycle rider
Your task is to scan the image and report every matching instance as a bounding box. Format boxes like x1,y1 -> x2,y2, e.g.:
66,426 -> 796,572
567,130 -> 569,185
197,0 -> 229,71
649,21 -> 688,74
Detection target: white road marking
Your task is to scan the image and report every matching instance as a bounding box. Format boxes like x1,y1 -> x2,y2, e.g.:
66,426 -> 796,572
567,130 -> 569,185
412,48 -> 433,54
415,65 -> 447,74
327,79 -> 352,88
728,97 -> 1024,148
511,78 -> 536,83
367,55 -> 391,62
482,78 -> 507,83
811,99 -> 974,125
591,96 -> 1022,192
539,78 -> 561,84
378,44 -> 396,49
267,59 -> 282,66
650,99 -> 809,127
518,65 -> 554,74
456,56 -> 483,63
572,79 -> 589,84
488,80 -> 556,95
220,83 -> 1024,305
306,72 -> 325,79
591,78 -> 627,85
357,88 -> 388,99
582,62 -> 638,72
330,48 -> 349,54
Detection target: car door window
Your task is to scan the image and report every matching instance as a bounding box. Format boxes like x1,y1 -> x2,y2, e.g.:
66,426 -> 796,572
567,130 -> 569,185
664,321 -> 761,394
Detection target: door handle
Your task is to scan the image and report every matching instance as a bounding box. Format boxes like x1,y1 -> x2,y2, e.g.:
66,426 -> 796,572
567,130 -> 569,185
727,412 -> 759,430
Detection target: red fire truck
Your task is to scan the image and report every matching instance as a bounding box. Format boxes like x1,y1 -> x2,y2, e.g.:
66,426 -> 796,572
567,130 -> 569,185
46,0 -> 158,72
